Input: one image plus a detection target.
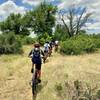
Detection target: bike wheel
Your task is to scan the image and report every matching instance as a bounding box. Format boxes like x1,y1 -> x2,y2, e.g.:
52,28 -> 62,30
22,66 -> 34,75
32,80 -> 37,95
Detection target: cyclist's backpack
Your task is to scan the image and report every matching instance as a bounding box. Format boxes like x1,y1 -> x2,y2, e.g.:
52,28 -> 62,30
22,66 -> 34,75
32,48 -> 41,58
44,43 -> 49,51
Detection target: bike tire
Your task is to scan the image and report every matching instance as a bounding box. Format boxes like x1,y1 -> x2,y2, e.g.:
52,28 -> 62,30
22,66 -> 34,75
32,80 -> 37,95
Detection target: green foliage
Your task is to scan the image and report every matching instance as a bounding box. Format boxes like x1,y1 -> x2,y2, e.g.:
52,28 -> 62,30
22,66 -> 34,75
28,2 -> 57,35
37,32 -> 52,45
60,35 -> 96,55
22,36 -> 36,45
0,2 -> 57,38
0,13 -> 30,36
0,32 -> 23,54
91,34 -> 100,48
53,25 -> 69,41
16,35 -> 36,45
94,39 -> 100,48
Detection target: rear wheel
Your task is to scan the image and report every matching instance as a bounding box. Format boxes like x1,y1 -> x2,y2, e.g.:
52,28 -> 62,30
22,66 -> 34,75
32,70 -> 38,95
32,80 -> 37,95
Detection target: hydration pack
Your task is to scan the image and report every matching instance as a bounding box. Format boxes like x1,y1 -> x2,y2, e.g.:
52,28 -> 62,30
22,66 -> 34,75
32,48 -> 41,58
44,43 -> 49,51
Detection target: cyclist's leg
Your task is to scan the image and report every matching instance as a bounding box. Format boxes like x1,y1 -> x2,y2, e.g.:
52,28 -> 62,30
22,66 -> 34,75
31,59 -> 35,73
44,50 -> 48,62
43,51 -> 46,63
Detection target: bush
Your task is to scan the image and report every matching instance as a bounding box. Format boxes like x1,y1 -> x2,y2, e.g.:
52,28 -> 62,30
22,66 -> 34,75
94,39 -> 100,48
37,32 -> 52,45
55,80 -> 100,100
89,34 -> 100,48
60,35 -> 96,55
0,32 -> 23,54
22,36 -> 36,45
38,38 -> 45,45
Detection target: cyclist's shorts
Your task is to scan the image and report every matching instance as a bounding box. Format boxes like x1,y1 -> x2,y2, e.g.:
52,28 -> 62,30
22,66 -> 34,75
55,44 -> 58,46
36,64 -> 41,70
32,57 -> 42,64
44,50 -> 48,53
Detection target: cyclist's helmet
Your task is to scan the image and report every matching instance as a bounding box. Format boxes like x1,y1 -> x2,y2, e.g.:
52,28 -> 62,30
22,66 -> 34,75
46,41 -> 49,43
34,42 -> 40,48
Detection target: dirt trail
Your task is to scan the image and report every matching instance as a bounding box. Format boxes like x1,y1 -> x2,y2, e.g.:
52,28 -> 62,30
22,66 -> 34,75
0,46 -> 100,100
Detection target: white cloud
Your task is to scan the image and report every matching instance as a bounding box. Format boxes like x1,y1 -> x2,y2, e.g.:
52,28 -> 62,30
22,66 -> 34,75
22,0 -> 43,6
0,0 -> 26,21
22,0 -> 60,6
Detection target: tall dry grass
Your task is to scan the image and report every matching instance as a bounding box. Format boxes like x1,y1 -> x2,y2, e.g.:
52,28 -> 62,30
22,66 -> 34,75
0,45 -> 100,100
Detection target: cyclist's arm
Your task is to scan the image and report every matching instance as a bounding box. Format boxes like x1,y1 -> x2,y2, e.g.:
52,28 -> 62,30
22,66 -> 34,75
28,50 -> 32,57
41,50 -> 44,56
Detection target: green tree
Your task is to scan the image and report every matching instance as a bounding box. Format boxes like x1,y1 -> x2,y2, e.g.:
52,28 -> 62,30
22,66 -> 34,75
29,2 -> 57,35
0,13 -> 29,36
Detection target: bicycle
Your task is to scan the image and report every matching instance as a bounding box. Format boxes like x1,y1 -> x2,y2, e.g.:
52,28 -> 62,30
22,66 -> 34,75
31,68 -> 40,95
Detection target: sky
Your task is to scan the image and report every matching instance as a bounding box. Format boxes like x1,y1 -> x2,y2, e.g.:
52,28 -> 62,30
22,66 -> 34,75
0,0 -> 100,33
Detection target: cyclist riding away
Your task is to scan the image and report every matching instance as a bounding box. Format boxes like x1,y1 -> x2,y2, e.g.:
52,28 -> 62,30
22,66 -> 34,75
48,41 -> 53,56
43,41 -> 50,62
54,40 -> 59,52
28,42 -> 44,83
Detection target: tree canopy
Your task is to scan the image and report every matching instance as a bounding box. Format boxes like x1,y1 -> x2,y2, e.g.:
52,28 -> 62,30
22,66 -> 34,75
0,13 -> 30,35
29,2 -> 57,35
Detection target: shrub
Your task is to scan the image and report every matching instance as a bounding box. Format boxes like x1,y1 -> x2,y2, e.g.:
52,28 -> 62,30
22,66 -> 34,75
60,40 -> 82,55
60,35 -> 96,55
90,34 -> 100,48
93,38 -> 100,48
0,32 -> 23,54
22,36 -> 36,45
38,38 -> 45,45
55,80 -> 100,100
37,32 -> 52,45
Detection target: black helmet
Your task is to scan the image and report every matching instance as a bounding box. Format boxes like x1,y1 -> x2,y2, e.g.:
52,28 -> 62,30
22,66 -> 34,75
34,42 -> 40,48
46,41 -> 49,43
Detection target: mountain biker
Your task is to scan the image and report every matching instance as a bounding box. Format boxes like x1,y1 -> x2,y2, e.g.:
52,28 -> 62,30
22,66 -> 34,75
54,40 -> 59,52
28,42 -> 44,83
48,41 -> 53,56
44,41 -> 50,52
43,41 -> 50,61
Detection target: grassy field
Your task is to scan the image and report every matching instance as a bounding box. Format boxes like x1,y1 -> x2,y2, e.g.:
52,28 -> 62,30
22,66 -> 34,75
0,45 -> 100,100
